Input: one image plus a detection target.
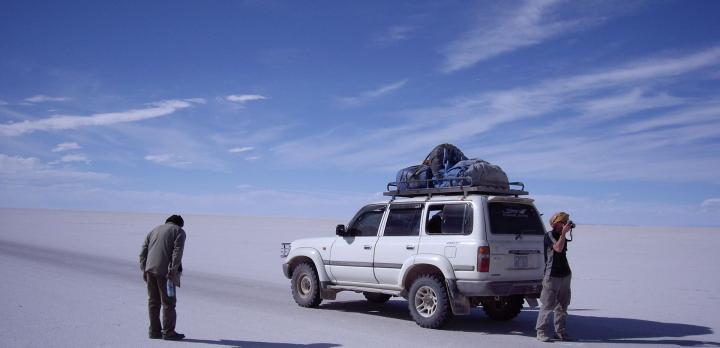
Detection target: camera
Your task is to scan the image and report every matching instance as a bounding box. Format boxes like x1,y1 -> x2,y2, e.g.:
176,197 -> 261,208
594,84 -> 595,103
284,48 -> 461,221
567,220 -> 576,229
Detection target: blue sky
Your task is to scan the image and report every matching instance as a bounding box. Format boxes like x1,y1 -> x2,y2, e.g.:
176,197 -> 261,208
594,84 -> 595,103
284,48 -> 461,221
1,0 -> 720,226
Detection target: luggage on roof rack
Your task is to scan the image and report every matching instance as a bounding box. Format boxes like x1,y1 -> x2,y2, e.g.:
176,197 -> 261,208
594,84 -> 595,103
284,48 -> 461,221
384,179 -> 528,198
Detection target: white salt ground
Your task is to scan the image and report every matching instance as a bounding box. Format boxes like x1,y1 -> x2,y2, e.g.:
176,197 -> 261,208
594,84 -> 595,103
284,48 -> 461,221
1,208 -> 718,347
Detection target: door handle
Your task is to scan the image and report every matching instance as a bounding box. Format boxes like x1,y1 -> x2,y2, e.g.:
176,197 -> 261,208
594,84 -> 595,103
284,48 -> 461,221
364,245 -> 372,250
406,245 -> 415,250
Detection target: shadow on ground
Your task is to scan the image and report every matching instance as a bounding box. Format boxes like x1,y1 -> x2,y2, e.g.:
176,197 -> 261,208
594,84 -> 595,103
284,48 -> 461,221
182,339 -> 340,348
319,300 -> 718,346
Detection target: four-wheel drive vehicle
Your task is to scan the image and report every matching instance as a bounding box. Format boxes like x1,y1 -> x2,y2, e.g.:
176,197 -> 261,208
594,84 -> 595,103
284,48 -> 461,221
281,183 -> 545,329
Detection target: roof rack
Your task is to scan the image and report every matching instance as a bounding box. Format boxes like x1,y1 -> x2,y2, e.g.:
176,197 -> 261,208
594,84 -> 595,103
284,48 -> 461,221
384,177 -> 528,198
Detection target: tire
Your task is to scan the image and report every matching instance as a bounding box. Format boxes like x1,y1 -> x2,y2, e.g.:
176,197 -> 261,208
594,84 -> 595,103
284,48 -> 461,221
363,292 -> 391,304
481,295 -> 524,321
407,275 -> 452,329
291,263 -> 322,308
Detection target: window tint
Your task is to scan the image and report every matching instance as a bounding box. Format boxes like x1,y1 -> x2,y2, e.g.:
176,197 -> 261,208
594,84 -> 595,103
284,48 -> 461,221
488,202 -> 544,235
426,203 -> 473,235
347,205 -> 386,237
383,204 -> 422,237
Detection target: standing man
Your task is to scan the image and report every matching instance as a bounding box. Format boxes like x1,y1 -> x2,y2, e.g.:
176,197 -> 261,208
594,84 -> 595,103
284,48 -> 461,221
536,212 -> 573,342
139,215 -> 186,341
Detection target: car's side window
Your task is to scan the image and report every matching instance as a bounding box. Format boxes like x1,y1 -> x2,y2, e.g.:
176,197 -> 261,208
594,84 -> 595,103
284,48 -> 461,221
383,204 -> 423,237
426,203 -> 473,235
347,205 -> 386,237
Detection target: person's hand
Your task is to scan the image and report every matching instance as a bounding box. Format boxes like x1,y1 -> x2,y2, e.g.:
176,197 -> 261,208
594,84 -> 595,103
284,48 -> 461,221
561,222 -> 572,235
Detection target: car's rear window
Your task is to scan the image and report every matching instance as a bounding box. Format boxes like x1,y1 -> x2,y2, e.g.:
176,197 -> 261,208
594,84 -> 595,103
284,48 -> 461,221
488,202 -> 545,235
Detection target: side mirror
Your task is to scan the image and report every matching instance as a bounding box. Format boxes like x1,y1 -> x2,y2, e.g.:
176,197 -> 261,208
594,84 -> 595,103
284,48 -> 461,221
336,224 -> 346,236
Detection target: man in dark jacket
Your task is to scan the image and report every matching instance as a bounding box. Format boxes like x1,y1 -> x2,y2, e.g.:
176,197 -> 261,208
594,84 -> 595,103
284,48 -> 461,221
139,215 -> 186,340
536,212 -> 573,342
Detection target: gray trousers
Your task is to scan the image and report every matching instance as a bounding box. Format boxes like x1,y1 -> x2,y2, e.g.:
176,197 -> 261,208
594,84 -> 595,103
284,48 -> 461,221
146,272 -> 177,335
535,274 -> 571,335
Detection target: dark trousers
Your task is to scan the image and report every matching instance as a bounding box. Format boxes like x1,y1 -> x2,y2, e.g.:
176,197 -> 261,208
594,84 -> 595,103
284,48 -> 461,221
146,272 -> 177,335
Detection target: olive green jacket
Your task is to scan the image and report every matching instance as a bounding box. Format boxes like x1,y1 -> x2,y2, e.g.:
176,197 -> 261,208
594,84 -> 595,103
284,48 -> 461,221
139,222 -> 186,286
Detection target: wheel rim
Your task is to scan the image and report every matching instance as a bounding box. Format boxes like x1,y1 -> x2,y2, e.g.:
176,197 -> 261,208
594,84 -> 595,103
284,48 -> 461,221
299,274 -> 312,297
414,285 -> 438,318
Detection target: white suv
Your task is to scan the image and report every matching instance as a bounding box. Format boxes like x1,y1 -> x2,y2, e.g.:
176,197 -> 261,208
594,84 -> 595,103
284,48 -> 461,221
281,183 -> 545,328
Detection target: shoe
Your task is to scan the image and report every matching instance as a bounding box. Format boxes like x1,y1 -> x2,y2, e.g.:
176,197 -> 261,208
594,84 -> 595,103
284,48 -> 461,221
163,332 -> 185,341
149,332 -> 162,339
554,333 -> 572,341
537,334 -> 552,342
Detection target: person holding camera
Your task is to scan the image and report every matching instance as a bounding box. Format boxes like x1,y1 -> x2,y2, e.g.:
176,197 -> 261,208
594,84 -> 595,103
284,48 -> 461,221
536,212 -> 574,342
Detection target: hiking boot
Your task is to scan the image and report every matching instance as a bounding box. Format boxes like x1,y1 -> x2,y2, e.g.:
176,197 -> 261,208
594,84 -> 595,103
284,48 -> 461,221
163,332 -> 185,341
554,333 -> 572,341
537,333 -> 552,342
149,332 -> 162,339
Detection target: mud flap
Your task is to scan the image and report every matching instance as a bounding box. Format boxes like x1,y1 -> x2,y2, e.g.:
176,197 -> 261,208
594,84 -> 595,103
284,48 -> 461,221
446,279 -> 471,315
320,282 -> 337,300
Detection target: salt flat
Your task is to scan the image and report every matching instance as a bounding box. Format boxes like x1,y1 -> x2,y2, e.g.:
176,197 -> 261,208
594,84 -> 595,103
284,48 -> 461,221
1,208 -> 718,348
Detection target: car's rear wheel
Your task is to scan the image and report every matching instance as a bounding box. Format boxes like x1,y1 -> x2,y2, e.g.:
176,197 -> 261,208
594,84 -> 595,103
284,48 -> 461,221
481,295 -> 524,320
291,263 -> 322,308
363,292 -> 391,304
407,275 -> 452,329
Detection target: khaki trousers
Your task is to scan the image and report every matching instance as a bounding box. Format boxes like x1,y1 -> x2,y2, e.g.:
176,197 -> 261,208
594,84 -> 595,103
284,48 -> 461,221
146,272 -> 177,335
535,274 -> 571,335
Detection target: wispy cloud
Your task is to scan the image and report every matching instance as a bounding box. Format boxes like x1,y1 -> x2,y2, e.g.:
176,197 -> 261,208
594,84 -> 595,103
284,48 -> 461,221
245,156 -> 261,161
228,146 -> 254,153
0,99 -> 8,105
59,154 -> 90,164
24,95 -> 71,103
225,94 -> 267,104
374,25 -> 416,45
701,198 -> 720,212
441,0 -> 625,73
0,99 -> 198,136
337,80 -> 408,107
52,142 -> 82,152
0,154 -> 108,182
144,153 -> 192,168
275,46 -> 720,183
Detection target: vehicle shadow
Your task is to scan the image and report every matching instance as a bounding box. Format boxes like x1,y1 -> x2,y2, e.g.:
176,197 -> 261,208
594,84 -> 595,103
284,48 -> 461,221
320,300 -> 718,346
182,339 -> 340,348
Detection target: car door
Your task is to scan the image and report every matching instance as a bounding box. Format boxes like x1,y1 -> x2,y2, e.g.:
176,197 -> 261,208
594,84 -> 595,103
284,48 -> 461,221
329,204 -> 387,284
484,200 -> 545,281
373,203 -> 423,285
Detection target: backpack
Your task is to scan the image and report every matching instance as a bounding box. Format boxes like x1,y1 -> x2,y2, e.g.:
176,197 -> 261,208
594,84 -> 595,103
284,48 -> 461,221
436,159 -> 509,190
422,144 -> 468,180
396,165 -> 433,191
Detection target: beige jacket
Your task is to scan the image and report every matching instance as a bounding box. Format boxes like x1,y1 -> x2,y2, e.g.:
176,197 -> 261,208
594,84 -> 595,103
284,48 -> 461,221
139,222 -> 186,286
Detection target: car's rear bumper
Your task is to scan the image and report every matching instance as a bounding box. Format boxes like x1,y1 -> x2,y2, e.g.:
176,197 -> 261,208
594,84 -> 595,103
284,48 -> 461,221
455,279 -> 542,297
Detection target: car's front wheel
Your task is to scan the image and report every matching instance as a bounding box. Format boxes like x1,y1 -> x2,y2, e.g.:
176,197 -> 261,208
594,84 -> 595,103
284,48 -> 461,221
291,263 -> 322,308
407,275 -> 452,329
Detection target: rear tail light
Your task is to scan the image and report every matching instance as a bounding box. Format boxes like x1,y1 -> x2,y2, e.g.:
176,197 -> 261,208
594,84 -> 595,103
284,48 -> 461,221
478,246 -> 490,272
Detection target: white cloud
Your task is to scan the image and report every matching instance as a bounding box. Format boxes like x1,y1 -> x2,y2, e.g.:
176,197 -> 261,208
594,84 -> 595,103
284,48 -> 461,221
24,95 -> 71,103
59,154 -> 90,164
0,154 -> 108,182
225,94 -> 267,104
274,46 -> 720,183
52,142 -> 82,152
0,99 -> 199,136
701,198 -> 720,212
245,156 -> 261,161
375,25 -> 416,45
441,0 -> 628,72
229,146 -> 254,153
337,80 -> 408,107
144,153 -> 192,168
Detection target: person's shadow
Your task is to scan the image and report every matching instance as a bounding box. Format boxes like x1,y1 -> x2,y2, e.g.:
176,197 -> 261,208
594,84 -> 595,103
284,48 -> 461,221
182,339 -> 339,348
319,300 -> 719,346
